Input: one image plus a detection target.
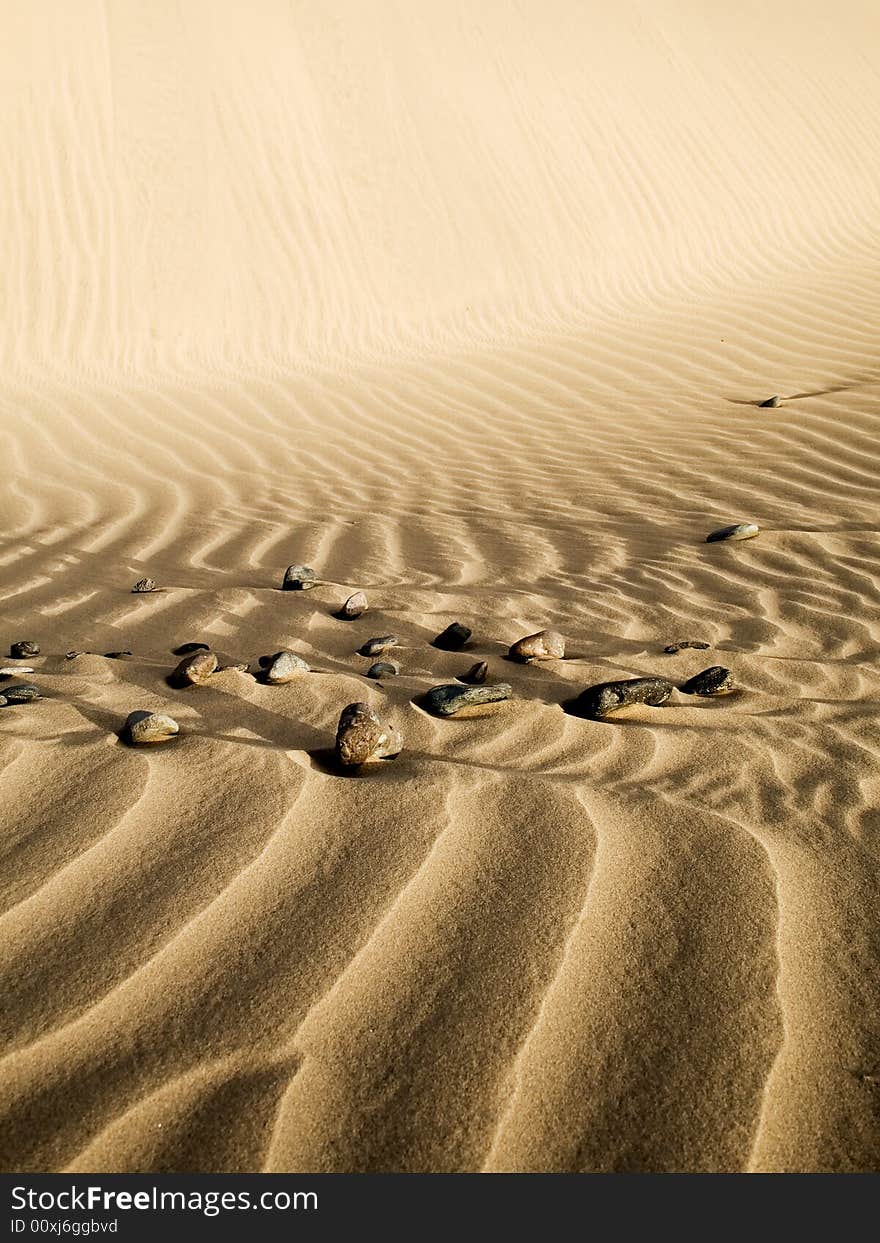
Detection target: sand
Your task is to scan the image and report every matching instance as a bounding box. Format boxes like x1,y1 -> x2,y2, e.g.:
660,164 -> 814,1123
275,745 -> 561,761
1,1 -> 878,1173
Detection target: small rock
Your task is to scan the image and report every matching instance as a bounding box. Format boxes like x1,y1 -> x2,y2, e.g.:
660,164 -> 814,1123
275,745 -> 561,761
359,635 -> 400,657
132,578 -> 158,593
425,683 -> 513,717
663,641 -> 711,654
338,591 -> 367,619
0,695 -> 6,705
706,523 -> 760,543
2,684 -> 42,703
66,651 -> 83,660
282,565 -> 317,591
0,665 -> 35,676
508,630 -> 565,662
574,677 -> 673,719
679,666 -> 735,696
171,650 -> 218,686
174,642 -> 210,656
10,641 -> 39,659
127,711 -> 179,744
367,661 -> 400,679
759,396 -> 781,408
265,651 -> 310,683
432,622 -> 472,651
461,660 -> 488,684
335,702 -> 402,767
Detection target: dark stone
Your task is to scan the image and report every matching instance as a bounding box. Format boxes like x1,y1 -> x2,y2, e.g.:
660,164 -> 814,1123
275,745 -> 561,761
366,661 -> 400,679
461,660 -> 488,684
706,523 -> 759,543
282,565 -> 316,591
105,651 -> 134,660
679,666 -> 735,696
424,683 -> 513,717
10,641 -> 39,658
574,676 -> 673,719
663,641 -> 711,654
759,396 -> 781,408
132,578 -> 157,593
2,684 -> 41,703
359,635 -> 399,657
432,622 -> 472,651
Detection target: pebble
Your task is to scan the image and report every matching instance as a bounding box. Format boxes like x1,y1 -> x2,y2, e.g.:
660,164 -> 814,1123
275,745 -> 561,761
679,666 -> 735,696
2,684 -> 42,704
508,629 -> 565,662
759,396 -> 781,408
0,666 -> 35,676
10,641 -> 39,658
126,711 -> 179,744
425,682 -> 513,717
282,565 -> 316,591
172,650 -> 218,686
706,523 -> 760,543
335,702 -> 402,767
264,651 -> 310,683
132,578 -> 158,593
359,635 -> 400,657
432,622 -> 472,651
461,660 -> 488,684
367,661 -> 400,679
339,591 -> 368,619
574,676 -> 673,719
663,641 -> 710,654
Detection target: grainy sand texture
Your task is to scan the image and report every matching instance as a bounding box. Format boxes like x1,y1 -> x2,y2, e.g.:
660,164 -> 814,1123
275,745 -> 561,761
1,1 -> 879,1173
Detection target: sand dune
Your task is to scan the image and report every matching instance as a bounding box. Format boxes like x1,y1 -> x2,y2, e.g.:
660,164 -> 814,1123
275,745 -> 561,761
1,1 -> 878,1172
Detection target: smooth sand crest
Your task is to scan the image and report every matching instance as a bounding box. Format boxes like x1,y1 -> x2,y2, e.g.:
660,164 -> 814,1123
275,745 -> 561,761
1,2 -> 879,1172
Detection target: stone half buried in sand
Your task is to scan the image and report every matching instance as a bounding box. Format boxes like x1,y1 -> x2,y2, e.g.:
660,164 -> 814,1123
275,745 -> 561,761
10,641 -> 39,659
359,635 -> 400,657
126,711 -> 179,744
366,661 -> 400,679
1,684 -> 42,704
461,660 -> 488,684
432,622 -> 472,651
131,577 -> 158,593
759,395 -> 782,408
264,650 -> 310,683
335,702 -> 402,767
425,682 -> 513,717
171,650 -> 218,686
574,676 -> 673,720
508,629 -> 565,662
338,591 -> 368,619
706,522 -> 760,543
282,564 -> 316,591
679,666 -> 735,696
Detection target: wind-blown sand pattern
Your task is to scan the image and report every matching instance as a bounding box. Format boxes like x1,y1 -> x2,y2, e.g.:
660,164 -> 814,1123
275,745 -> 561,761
1,1 -> 879,1173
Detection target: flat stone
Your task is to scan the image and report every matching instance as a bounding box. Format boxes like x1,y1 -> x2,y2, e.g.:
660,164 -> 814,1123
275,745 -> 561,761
425,682 -> 513,717
432,622 -> 472,651
335,702 -> 402,766
367,661 -> 400,679
679,666 -> 735,696
359,635 -> 400,657
282,565 -> 316,591
265,650 -> 310,683
172,650 -> 218,686
0,665 -> 35,676
461,660 -> 488,684
663,641 -> 711,654
127,711 -> 179,744
508,629 -> 565,662
574,676 -> 673,719
339,591 -> 368,619
706,523 -> 760,543
132,578 -> 158,593
759,396 -> 781,408
2,684 -> 41,703
10,641 -> 39,659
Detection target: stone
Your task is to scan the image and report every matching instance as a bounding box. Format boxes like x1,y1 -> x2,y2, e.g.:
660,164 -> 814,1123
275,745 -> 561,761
461,660 -> 488,684
66,651 -> 83,660
367,661 -> 400,679
338,591 -> 368,619
172,650 -> 218,686
217,662 -> 250,674
706,523 -> 760,543
508,629 -> 565,662
679,666 -> 735,696
127,711 -> 179,744
359,635 -> 400,657
663,641 -> 711,654
335,702 -> 402,767
264,650 -> 310,683
574,676 -> 673,719
2,684 -> 41,703
174,642 -> 210,656
425,683 -> 513,717
759,396 -> 781,408
0,696 -> 6,705
132,578 -> 157,593
0,665 -> 35,676
432,622 -> 472,651
10,641 -> 39,658
282,565 -> 316,591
